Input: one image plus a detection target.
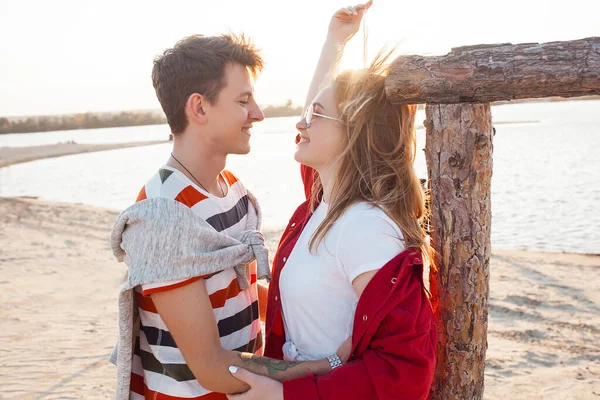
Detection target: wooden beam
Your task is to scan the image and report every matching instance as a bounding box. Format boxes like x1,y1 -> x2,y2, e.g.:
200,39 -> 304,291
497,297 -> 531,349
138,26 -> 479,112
425,103 -> 493,399
386,37 -> 600,104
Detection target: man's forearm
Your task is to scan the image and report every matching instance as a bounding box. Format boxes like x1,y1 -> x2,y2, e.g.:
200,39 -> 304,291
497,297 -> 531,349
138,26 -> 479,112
234,352 -> 332,383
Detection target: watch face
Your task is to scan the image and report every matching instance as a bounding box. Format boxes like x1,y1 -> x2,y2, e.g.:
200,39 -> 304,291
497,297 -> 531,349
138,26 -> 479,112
327,354 -> 342,369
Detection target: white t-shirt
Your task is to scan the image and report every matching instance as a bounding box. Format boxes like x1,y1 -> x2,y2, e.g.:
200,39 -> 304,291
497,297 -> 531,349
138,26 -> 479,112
279,201 -> 405,361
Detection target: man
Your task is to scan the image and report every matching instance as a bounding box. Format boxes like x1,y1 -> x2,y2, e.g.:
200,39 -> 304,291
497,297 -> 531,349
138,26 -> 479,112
110,34 -> 347,400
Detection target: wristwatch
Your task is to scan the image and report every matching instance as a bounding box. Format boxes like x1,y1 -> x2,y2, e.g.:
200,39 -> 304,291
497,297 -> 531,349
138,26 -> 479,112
326,354 -> 343,370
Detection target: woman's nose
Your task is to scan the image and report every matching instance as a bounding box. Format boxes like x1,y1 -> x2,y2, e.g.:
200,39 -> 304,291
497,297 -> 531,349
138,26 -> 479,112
294,118 -> 307,145
296,118 -> 307,131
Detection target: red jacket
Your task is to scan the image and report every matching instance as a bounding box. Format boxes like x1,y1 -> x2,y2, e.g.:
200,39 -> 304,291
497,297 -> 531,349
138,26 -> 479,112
264,164 -> 437,399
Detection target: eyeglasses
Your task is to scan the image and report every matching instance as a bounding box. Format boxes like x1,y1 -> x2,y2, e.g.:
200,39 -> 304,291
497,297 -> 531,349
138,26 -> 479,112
303,103 -> 342,128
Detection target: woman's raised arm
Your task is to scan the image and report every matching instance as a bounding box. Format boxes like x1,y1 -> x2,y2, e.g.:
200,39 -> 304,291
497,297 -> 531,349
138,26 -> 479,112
303,1 -> 372,109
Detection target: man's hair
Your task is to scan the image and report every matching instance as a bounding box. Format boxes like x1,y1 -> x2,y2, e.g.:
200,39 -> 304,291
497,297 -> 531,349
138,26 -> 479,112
152,34 -> 263,134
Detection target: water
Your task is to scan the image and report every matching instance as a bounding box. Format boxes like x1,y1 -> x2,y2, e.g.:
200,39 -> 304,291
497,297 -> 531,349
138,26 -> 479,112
1,101 -> 599,254
0,124 -> 172,147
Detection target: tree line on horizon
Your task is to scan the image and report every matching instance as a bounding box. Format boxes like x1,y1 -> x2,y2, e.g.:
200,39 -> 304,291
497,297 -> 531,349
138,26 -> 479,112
0,100 -> 304,135
3,96 -> 596,135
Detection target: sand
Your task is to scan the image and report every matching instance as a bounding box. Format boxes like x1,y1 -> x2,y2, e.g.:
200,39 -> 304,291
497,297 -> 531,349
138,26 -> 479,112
0,197 -> 598,399
484,251 -> 600,399
0,141 -> 168,168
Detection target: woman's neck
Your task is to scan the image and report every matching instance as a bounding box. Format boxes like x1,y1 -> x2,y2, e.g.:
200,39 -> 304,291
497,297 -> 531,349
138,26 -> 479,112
316,164 -> 338,204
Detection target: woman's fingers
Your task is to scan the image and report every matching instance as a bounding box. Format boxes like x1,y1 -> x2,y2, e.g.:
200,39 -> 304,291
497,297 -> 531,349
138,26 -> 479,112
358,0 -> 374,9
226,367 -> 254,399
355,0 -> 373,13
229,366 -> 258,385
226,390 -> 245,400
227,367 -> 283,400
342,6 -> 357,16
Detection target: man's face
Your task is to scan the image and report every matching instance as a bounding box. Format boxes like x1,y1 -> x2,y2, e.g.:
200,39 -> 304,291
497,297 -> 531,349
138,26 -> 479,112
202,63 -> 264,155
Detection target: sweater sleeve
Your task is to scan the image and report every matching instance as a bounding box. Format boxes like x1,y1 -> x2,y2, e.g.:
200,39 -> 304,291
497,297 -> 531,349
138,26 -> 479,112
282,298 -> 436,400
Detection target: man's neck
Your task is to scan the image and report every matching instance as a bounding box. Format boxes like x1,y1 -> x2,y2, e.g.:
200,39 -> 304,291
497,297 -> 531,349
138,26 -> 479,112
167,137 -> 227,197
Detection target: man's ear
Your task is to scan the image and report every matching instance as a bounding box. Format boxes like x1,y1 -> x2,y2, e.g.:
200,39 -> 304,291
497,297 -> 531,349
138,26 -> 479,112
186,93 -> 208,125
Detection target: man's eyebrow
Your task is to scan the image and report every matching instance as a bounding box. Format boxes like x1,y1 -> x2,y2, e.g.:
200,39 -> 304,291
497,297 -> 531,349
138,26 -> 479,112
238,90 -> 253,97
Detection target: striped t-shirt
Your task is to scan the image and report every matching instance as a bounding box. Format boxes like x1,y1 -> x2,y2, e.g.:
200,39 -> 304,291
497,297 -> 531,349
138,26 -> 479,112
130,165 -> 262,400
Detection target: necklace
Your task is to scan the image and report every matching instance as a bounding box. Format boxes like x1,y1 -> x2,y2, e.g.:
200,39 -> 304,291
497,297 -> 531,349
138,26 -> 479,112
170,153 -> 225,197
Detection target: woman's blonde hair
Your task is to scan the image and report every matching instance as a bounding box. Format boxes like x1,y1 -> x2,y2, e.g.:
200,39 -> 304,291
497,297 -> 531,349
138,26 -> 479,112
309,49 -> 433,267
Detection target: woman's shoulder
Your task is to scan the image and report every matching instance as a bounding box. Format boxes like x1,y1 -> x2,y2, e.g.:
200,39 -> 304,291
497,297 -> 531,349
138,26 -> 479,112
337,202 -> 403,237
332,202 -> 406,276
340,202 -> 391,221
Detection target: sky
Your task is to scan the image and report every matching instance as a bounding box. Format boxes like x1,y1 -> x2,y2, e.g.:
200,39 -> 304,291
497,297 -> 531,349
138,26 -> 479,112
0,0 -> 598,117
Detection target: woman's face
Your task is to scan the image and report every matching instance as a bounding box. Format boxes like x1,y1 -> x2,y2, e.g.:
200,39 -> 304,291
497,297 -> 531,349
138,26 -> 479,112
294,85 -> 346,171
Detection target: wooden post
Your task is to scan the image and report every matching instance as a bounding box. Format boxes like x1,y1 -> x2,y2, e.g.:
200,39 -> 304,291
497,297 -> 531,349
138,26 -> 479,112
424,104 -> 493,399
382,37 -> 599,397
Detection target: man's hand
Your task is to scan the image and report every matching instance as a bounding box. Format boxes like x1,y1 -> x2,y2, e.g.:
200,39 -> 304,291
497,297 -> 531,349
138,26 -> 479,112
227,366 -> 283,400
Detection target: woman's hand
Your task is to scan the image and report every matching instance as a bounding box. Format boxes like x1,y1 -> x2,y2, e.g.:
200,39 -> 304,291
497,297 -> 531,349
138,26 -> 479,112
336,336 -> 353,363
227,366 -> 283,400
327,1 -> 373,45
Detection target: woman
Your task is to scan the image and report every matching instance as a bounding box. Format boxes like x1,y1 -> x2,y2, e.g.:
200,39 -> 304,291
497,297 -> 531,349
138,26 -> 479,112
229,2 -> 436,399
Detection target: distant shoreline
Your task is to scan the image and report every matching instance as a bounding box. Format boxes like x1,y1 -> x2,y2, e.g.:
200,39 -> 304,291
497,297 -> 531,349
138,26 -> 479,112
0,140 -> 167,168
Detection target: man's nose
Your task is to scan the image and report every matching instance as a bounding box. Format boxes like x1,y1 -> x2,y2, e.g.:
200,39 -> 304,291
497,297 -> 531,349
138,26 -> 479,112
250,103 -> 265,122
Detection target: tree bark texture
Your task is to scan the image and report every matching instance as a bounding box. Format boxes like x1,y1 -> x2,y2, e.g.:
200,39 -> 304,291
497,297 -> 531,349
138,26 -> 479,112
424,103 -> 493,400
386,37 -> 600,104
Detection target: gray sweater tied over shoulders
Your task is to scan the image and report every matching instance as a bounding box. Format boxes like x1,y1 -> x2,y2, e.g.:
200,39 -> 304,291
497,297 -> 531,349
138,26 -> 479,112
108,190 -> 270,399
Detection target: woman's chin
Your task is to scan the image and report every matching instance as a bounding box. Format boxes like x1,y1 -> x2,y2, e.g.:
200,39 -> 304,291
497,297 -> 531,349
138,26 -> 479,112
293,151 -> 304,164
293,148 -> 311,166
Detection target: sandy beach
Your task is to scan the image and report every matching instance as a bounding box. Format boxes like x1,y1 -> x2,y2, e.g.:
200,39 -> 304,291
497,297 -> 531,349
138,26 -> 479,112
0,141 -> 168,168
0,196 -> 598,399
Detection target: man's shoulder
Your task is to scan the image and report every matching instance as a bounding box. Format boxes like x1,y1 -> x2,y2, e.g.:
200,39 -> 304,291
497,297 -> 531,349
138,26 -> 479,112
136,167 -> 206,208
136,167 -> 247,208
222,169 -> 244,188
223,170 -> 249,200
